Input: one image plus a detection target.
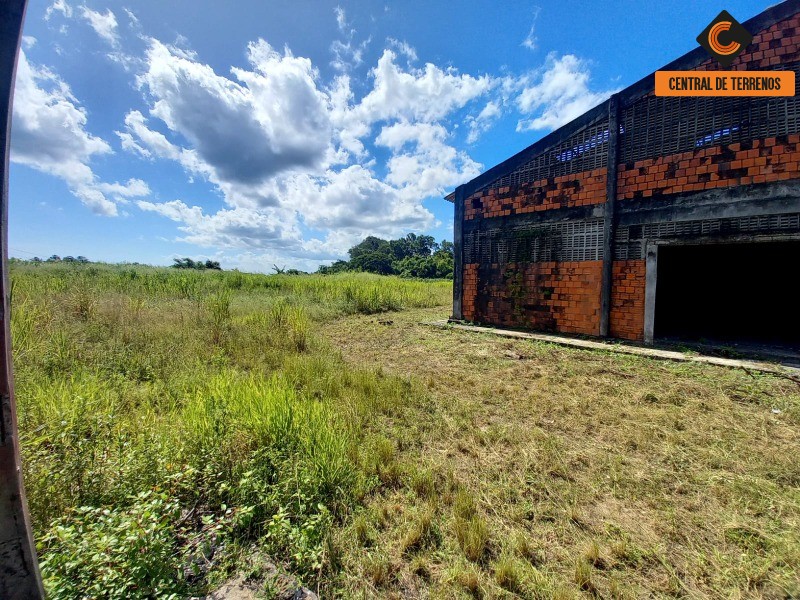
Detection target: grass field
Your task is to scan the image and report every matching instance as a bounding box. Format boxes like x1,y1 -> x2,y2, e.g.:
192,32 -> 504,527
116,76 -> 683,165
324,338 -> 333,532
11,262 -> 800,598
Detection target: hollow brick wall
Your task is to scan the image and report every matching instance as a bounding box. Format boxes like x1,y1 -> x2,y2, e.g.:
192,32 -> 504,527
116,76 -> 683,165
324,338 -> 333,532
464,169 -> 607,221
461,262 -> 603,335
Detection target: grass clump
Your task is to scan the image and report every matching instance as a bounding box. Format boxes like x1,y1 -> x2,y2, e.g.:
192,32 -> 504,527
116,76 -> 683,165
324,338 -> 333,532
454,518 -> 490,563
400,507 -> 440,554
573,559 -> 595,592
451,488 -> 490,562
492,555 -> 525,592
409,467 -> 436,499
363,553 -> 392,588
351,513 -> 373,547
450,563 -> 483,597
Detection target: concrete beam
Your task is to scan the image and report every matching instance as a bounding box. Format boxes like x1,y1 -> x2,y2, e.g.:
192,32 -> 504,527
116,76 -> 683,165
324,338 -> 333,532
617,180 -> 800,226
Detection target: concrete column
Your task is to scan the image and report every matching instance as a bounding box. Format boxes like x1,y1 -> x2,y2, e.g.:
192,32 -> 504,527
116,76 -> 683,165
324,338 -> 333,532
599,94 -> 621,337
451,185 -> 465,320
644,243 -> 658,344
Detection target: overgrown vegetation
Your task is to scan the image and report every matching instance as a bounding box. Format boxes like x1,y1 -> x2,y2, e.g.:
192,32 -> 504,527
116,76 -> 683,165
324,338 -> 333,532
317,233 -> 454,278
11,261 -> 800,598
11,262 -> 449,597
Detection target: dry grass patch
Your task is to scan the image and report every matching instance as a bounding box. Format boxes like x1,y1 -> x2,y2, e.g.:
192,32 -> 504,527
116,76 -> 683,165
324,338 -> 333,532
322,307 -> 800,598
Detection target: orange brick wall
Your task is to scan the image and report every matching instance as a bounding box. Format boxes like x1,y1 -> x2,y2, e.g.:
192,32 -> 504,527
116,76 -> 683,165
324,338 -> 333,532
618,135 -> 800,199
465,168 -> 606,220
462,263 -> 479,322
609,261 -> 646,341
461,262 -> 602,335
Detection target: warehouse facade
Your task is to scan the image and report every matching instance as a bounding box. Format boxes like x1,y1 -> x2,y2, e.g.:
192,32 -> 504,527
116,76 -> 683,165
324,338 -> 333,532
447,0 -> 800,345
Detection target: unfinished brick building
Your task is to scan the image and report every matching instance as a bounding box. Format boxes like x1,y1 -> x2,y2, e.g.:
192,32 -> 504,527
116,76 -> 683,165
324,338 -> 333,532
447,0 -> 800,346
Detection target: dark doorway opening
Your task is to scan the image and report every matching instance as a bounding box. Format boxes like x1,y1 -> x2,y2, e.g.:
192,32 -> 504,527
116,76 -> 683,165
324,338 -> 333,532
654,241 -> 800,348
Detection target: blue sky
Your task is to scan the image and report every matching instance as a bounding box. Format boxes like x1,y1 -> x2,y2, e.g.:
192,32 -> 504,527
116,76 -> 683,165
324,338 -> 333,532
10,0 -> 774,272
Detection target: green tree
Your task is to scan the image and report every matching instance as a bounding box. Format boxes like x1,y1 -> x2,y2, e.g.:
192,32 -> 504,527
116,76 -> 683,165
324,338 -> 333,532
395,253 -> 453,279
348,236 -> 391,260
317,260 -> 351,275
389,233 -> 435,261
172,258 -> 198,269
350,251 -> 394,275
437,240 -> 454,256
318,234 -> 453,278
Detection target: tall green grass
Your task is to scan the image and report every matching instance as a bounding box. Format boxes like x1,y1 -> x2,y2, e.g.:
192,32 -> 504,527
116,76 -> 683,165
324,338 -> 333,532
10,262 -> 450,312
10,262 -> 451,597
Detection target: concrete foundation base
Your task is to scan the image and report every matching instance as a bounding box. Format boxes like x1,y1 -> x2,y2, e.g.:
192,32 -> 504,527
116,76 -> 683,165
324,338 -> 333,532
432,320 -> 800,377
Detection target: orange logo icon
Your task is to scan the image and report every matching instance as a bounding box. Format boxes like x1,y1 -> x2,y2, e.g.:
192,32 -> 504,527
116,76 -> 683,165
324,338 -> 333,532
707,20 -> 741,56
697,10 -> 753,67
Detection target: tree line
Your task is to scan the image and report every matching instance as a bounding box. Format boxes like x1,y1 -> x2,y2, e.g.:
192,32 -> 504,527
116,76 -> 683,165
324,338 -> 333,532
18,256 -> 223,271
19,235 -> 454,279
29,255 -> 91,263
171,258 -> 222,270
318,233 -> 454,279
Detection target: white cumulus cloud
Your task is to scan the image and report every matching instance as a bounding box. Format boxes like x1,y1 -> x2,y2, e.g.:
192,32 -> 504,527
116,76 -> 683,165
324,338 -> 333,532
351,49 -> 493,124
376,121 -> 481,198
516,53 -> 617,131
120,36 -> 491,260
11,51 -> 148,215
30,2 -> 622,269
80,6 -> 119,47
132,39 -> 332,190
45,0 -> 72,20
466,101 -> 502,143
330,6 -> 370,72
137,201 -> 300,250
90,7 -> 618,268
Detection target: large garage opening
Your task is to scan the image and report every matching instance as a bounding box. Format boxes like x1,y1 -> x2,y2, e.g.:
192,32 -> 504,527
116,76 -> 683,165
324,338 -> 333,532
654,241 -> 800,349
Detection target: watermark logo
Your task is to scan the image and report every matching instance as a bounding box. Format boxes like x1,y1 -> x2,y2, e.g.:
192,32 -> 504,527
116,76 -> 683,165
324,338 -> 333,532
654,9 -> 793,97
696,10 -> 753,67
